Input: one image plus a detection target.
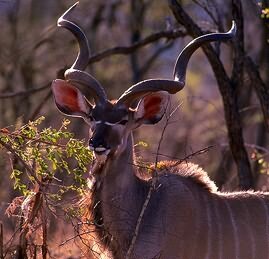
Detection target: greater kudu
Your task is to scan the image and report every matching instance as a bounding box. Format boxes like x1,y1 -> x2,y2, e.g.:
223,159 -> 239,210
51,3 -> 269,259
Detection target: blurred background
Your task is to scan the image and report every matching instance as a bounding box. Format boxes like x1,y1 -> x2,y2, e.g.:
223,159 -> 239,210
0,0 -> 268,257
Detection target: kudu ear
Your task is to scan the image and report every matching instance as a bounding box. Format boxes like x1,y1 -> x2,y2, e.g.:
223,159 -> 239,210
134,91 -> 169,124
51,79 -> 92,117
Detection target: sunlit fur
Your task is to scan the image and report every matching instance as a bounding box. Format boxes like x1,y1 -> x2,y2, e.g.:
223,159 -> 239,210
81,132 -> 269,259
82,160 -> 218,256
53,79 -> 269,258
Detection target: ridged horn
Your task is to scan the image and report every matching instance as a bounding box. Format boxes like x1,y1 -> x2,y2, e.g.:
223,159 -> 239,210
57,2 -> 107,104
173,21 -> 236,85
117,21 -> 236,107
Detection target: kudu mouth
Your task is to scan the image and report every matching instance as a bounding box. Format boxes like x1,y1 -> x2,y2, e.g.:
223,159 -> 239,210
89,137 -> 112,159
89,145 -> 111,155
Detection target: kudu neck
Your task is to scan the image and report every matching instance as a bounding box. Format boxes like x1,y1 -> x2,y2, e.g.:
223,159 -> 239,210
104,133 -> 136,184
93,132 -> 147,257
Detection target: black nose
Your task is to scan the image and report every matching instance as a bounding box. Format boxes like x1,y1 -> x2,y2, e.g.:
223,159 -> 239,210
89,124 -> 110,150
89,137 -> 107,149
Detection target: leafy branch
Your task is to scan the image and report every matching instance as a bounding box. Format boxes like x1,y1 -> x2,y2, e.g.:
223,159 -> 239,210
0,117 -> 93,195
0,116 -> 93,258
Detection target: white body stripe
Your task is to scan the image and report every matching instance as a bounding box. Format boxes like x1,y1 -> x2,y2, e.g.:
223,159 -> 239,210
242,202 -> 256,259
214,199 -> 222,259
203,194 -> 212,259
259,197 -> 269,257
224,199 -> 240,259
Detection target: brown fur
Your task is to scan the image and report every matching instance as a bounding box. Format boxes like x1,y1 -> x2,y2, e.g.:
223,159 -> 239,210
81,160 -> 217,257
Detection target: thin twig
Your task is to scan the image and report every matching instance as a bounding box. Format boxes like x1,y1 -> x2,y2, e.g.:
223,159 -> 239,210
171,145 -> 214,168
59,230 -> 95,247
126,101 -> 182,257
2,225 -> 21,258
192,0 -> 219,27
0,83 -> 50,99
88,28 -> 186,64
125,184 -> 154,259
152,145 -> 213,161
155,101 -> 183,168
244,56 -> 269,130
139,41 -> 174,76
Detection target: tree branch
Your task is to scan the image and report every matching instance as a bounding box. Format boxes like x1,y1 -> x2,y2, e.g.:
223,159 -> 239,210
168,0 -> 254,189
88,28 -> 186,64
0,83 -> 50,99
139,41 -> 174,77
244,55 -> 269,129
231,0 -> 245,86
1,29 -> 186,101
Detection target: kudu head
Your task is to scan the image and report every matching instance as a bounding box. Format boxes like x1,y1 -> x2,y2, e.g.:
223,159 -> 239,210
52,2 -> 236,159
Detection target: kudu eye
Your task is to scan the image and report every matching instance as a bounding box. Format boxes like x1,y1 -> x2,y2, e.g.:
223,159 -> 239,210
87,115 -> 94,121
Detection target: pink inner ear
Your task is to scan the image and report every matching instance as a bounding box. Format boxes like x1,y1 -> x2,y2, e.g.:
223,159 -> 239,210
143,95 -> 162,119
52,80 -> 81,112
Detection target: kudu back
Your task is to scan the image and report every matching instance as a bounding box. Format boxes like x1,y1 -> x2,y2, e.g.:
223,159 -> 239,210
51,3 -> 269,259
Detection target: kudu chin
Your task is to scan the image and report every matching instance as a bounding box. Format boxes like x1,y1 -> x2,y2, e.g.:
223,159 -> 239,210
51,3 -> 269,259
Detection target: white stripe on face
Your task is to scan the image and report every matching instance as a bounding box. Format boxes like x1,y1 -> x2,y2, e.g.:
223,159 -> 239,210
95,118 -> 129,126
95,121 -> 117,126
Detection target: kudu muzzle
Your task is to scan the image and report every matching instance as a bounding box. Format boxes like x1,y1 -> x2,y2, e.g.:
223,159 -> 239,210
89,123 -> 111,154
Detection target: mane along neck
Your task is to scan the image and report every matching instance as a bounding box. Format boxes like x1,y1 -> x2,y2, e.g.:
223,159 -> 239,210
154,161 -> 218,193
